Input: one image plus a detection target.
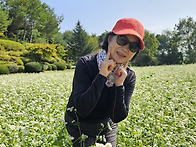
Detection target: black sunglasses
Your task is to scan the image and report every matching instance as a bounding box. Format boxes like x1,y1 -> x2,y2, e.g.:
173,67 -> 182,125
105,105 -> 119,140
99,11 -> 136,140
116,35 -> 141,53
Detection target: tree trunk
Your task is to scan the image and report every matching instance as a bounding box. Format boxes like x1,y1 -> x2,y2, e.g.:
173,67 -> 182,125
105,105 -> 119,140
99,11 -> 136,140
30,23 -> 33,43
46,32 -> 49,44
23,23 -> 27,41
16,31 -> 19,42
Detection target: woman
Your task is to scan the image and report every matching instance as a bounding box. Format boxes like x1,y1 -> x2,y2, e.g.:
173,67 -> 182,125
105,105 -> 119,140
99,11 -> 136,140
65,18 -> 145,147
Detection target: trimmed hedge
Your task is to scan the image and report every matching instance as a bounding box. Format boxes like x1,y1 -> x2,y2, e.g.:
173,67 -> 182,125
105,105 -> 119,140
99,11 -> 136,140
66,64 -> 72,69
0,39 -> 25,51
8,64 -> 18,73
12,57 -> 24,65
41,63 -> 48,71
25,43 -> 58,62
0,40 -> 72,73
8,51 -> 23,57
51,64 -> 57,70
20,57 -> 32,64
43,62 -> 52,71
18,66 -> 25,73
0,50 -> 10,61
0,65 -> 10,74
54,62 -> 66,70
0,54 -> 11,61
25,62 -> 42,73
47,64 -> 52,70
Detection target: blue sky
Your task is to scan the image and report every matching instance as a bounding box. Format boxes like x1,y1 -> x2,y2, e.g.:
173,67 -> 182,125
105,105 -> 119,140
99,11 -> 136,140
41,0 -> 196,35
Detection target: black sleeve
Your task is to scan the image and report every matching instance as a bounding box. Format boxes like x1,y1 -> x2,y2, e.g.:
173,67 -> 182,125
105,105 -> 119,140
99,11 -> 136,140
111,72 -> 136,123
73,58 -> 107,118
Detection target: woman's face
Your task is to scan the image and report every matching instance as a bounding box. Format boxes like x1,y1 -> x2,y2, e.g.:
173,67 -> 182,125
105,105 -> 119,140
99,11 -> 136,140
108,34 -> 139,63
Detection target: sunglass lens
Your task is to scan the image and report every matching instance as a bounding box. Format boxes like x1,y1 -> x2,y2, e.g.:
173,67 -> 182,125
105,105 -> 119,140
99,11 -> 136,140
129,42 -> 140,53
117,35 -> 129,46
117,35 -> 140,53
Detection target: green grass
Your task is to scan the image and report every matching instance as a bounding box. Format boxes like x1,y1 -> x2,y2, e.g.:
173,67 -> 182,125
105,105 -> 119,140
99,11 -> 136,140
118,64 -> 196,146
0,70 -> 74,146
0,64 -> 195,146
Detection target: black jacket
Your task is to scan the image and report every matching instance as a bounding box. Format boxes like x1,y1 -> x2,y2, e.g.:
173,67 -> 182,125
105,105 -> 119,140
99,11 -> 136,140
65,53 -> 136,124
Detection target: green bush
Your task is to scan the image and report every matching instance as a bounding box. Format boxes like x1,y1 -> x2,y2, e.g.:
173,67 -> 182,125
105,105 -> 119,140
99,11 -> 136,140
0,54 -> 11,61
8,51 -> 23,57
66,64 -> 72,69
8,64 -> 18,73
43,62 -> 52,71
9,57 -> 24,66
0,39 -> 25,51
0,44 -> 5,50
41,57 -> 56,63
42,63 -> 48,71
0,60 -> 9,65
25,62 -> 42,73
20,57 -> 32,64
25,43 -> 57,62
14,57 -> 24,65
54,62 -> 66,70
18,66 -> 25,73
51,64 -> 57,70
0,65 -> 10,74
47,64 -> 52,70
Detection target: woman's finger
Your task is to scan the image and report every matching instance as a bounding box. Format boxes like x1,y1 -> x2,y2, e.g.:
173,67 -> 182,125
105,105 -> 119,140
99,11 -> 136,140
124,62 -> 129,69
117,66 -> 123,76
105,50 -> 111,60
114,66 -> 119,73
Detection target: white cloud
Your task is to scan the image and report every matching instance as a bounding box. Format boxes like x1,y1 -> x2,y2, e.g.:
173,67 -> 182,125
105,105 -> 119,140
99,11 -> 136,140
146,25 -> 173,34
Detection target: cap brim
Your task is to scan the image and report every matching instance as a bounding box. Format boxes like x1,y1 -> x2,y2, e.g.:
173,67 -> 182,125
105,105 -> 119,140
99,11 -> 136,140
112,29 -> 145,50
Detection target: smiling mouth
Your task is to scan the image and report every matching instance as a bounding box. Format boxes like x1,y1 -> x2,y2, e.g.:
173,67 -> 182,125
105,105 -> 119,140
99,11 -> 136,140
117,51 -> 126,58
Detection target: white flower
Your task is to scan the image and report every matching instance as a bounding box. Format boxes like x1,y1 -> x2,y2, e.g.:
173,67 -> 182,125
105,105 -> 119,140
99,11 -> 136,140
105,143 -> 112,147
40,122 -> 44,126
21,129 -> 29,134
107,122 -> 112,130
95,143 -> 104,147
67,106 -> 74,112
99,135 -> 103,142
81,134 -> 88,140
95,143 -> 112,147
103,135 -> 106,143
68,136 -> 75,140
0,143 -> 6,147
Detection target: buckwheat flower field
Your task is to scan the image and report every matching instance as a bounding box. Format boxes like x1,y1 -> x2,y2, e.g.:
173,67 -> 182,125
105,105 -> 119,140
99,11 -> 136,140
0,64 -> 195,146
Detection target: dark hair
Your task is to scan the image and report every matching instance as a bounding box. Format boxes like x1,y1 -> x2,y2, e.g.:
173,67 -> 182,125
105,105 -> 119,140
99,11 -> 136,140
101,32 -> 140,62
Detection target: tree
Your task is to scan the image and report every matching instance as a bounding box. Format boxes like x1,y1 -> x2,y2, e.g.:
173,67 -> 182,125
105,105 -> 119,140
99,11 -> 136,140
5,0 -> 28,41
54,31 -> 74,62
4,0 -> 43,42
67,21 -> 95,62
166,31 -> 183,64
156,30 -> 183,65
174,17 -> 196,63
54,32 -> 64,45
39,3 -> 63,43
132,30 -> 159,66
156,33 -> 170,65
98,31 -> 108,47
26,0 -> 43,43
0,6 -> 10,33
88,34 -> 99,53
3,0 -> 62,43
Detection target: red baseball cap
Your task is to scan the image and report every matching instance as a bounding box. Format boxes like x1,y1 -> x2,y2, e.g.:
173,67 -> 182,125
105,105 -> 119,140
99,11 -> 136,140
112,18 -> 145,50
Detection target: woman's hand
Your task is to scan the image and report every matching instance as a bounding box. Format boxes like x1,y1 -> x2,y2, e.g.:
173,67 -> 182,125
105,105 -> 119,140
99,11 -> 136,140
99,50 -> 116,77
114,62 -> 128,87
